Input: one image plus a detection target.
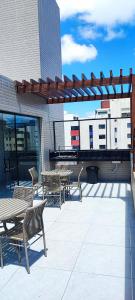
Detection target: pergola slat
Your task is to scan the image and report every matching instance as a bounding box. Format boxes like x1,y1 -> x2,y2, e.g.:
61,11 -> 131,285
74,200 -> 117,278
110,70 -> 116,94
82,74 -> 91,96
100,72 -> 110,95
91,72 -> 103,95
15,69 -> 133,103
72,75 -> 84,97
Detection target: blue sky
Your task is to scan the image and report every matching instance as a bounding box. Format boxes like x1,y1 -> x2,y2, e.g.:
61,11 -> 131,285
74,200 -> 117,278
56,0 -> 135,118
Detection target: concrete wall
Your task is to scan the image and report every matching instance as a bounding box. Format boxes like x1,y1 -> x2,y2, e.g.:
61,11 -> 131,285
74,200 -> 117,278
0,0 -> 40,81
55,160 -> 131,182
38,0 -> 62,80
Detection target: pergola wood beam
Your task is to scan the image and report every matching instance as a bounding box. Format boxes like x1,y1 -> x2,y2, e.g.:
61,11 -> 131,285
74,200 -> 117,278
128,68 -> 132,94
17,75 -> 131,94
47,92 -> 131,104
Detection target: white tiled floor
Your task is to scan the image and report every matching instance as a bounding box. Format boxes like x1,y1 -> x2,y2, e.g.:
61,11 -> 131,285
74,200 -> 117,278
0,182 -> 135,300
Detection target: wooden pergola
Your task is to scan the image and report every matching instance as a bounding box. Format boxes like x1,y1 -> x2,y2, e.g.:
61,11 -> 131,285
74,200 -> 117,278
15,68 -> 135,168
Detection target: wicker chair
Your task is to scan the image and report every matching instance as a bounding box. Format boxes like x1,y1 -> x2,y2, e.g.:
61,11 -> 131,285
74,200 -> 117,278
65,167 -> 83,201
44,175 -> 65,209
28,167 -> 45,199
13,186 -> 34,207
5,186 -> 34,225
1,200 -> 47,273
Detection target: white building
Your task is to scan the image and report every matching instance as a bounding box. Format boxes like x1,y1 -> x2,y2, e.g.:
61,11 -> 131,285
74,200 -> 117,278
0,0 -> 64,185
64,98 -> 131,151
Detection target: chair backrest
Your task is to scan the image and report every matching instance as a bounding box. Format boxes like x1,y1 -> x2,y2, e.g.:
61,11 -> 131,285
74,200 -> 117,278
78,167 -> 83,185
23,200 -> 46,241
28,167 -> 38,186
13,186 -> 34,207
13,186 -> 25,200
44,175 -> 61,192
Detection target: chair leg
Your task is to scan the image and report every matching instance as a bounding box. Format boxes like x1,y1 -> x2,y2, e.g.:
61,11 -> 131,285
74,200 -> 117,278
0,239 -> 3,268
3,221 -> 7,231
60,192 -> 61,209
24,242 -> 30,274
15,241 -> 21,264
79,188 -> 82,202
42,227 -> 47,257
43,186 -> 44,200
63,189 -> 65,203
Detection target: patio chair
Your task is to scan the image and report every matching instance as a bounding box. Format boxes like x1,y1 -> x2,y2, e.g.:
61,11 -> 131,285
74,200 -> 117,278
13,186 -> 34,207
6,186 -> 34,225
28,167 -> 45,199
65,167 -> 83,201
1,200 -> 47,273
58,165 -> 70,187
44,175 -> 65,209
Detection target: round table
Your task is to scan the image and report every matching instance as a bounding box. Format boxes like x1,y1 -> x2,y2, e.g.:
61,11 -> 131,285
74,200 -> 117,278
0,198 -> 28,222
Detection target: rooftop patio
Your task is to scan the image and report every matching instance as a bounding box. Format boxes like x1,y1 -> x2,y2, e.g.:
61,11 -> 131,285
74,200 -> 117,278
0,181 -> 135,300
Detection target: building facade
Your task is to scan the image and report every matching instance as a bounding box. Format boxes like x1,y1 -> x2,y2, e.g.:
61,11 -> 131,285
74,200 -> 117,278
0,0 -> 64,185
63,99 -> 131,151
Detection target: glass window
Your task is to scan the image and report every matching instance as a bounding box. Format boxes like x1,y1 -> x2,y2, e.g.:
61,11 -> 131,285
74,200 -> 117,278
99,145 -> 106,149
99,124 -> 105,129
127,123 -> 131,128
115,138 -> 117,143
71,126 -> 79,130
127,133 -> 131,139
114,128 -> 117,132
99,135 -> 106,139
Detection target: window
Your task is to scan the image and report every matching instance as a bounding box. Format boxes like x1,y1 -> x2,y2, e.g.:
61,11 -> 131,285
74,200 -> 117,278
127,133 -> 131,139
89,125 -> 93,149
89,125 -> 93,132
127,123 -> 131,128
71,136 -> 79,141
99,145 -> 106,149
73,145 -> 79,150
114,128 -> 117,132
97,111 -> 107,115
99,135 -> 106,139
115,138 -> 117,143
71,126 -> 79,130
99,124 -> 105,129
121,112 -> 130,118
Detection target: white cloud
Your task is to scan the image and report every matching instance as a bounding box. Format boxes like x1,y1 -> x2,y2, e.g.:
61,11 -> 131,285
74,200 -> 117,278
79,26 -> 102,40
61,34 -> 98,64
57,0 -> 135,27
105,28 -> 125,41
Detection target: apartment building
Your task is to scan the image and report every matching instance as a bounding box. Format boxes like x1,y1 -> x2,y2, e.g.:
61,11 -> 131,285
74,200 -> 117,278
64,98 -> 131,150
0,0 -> 64,185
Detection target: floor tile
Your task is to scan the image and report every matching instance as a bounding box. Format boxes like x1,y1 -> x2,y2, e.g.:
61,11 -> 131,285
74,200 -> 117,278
31,239 -> 82,271
46,222 -> 90,242
74,243 -> 131,278
62,272 -> 132,300
84,224 -> 130,247
0,267 -> 71,300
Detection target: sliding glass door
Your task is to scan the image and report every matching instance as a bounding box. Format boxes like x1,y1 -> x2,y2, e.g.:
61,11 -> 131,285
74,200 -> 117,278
16,115 -> 40,182
0,112 -> 40,187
